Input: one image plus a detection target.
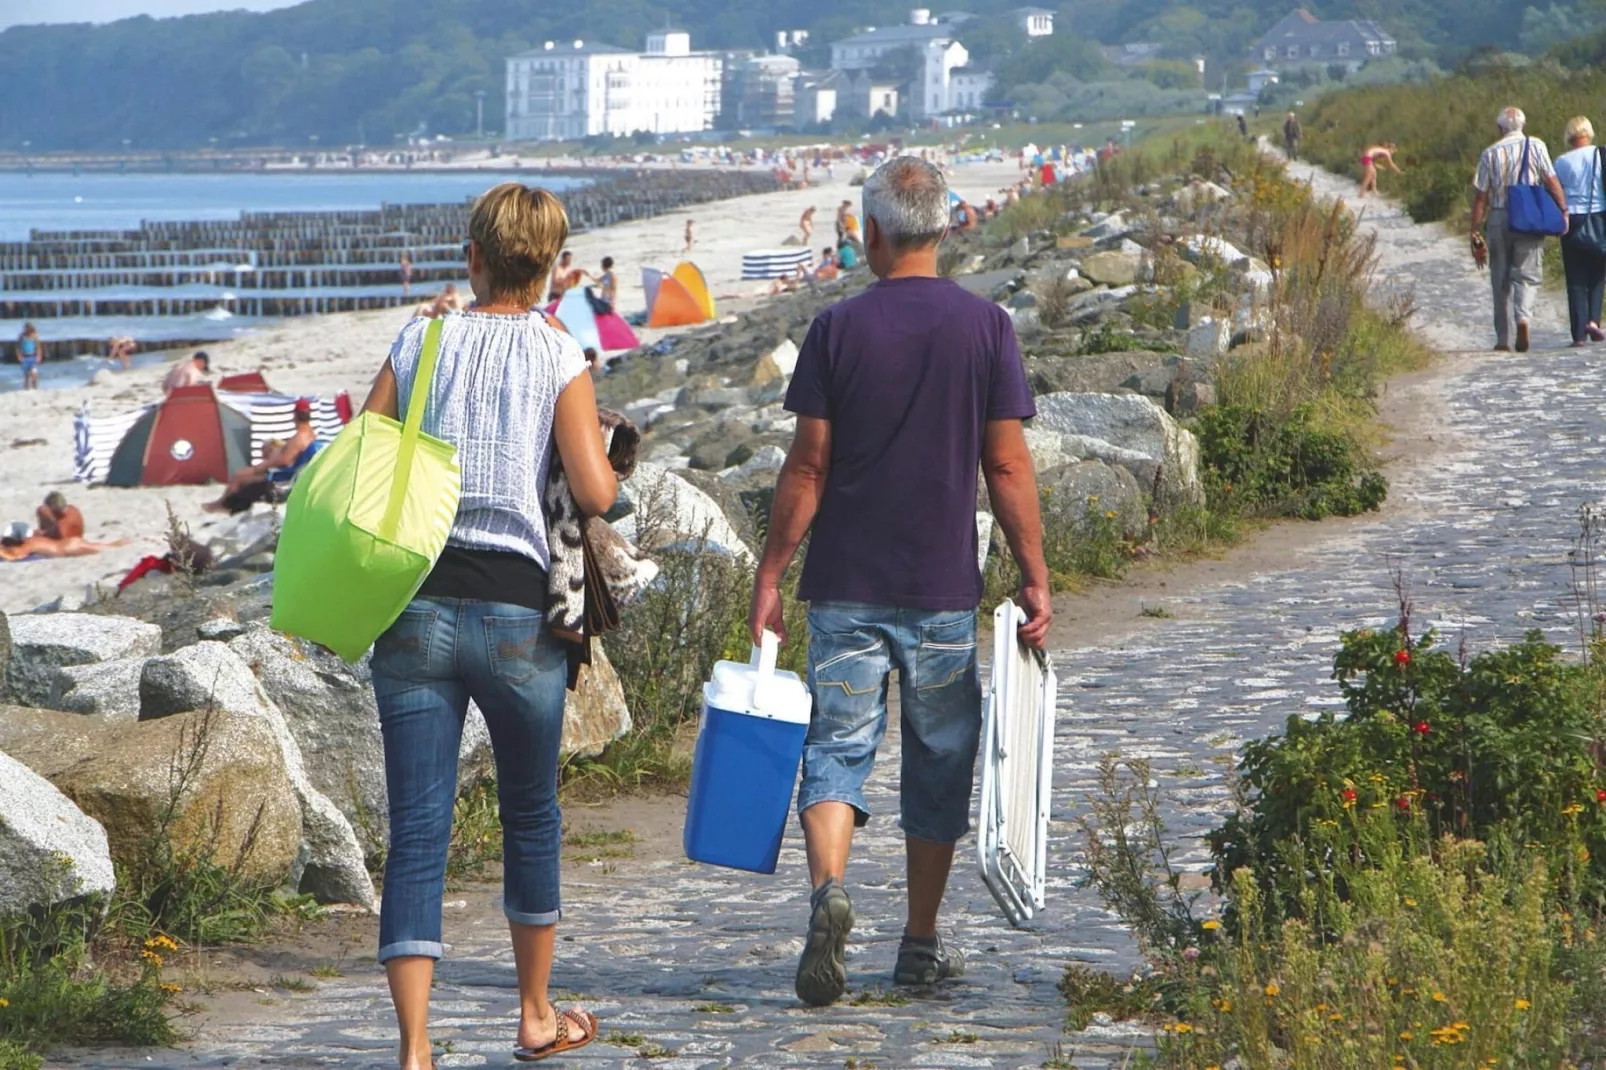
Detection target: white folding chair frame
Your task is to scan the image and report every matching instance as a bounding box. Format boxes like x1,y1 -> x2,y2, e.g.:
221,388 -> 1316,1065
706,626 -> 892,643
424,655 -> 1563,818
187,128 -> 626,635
976,599 -> 1057,927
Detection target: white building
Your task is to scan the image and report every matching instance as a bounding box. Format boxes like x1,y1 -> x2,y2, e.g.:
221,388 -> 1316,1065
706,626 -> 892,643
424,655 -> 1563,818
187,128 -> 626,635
949,67 -> 993,111
505,31 -> 722,142
829,9 -> 969,120
1013,7 -> 1054,36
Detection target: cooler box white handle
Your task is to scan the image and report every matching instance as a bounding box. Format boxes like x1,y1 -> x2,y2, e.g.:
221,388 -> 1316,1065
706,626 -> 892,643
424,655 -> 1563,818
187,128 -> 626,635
751,628 -> 780,711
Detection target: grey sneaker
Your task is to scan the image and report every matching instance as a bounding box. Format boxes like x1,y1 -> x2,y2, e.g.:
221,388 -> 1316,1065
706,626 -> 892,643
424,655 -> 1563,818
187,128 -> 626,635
893,932 -> 965,986
795,877 -> 854,1006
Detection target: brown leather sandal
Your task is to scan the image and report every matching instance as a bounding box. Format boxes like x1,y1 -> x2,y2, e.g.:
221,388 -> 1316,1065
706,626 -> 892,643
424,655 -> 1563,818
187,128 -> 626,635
513,1008 -> 599,1062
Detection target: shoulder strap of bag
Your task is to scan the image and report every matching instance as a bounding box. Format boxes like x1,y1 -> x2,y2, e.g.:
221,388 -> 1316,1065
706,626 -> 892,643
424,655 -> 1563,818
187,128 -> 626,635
1596,146 -> 1604,214
379,316 -> 444,541
1519,137 -> 1533,186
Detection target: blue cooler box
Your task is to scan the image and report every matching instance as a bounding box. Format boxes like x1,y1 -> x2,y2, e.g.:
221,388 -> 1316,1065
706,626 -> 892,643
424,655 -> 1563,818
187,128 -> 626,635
683,633 -> 813,874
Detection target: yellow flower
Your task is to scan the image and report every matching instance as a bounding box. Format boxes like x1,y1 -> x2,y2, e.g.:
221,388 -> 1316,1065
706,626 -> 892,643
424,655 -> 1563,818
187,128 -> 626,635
1087,495 -> 1100,505
1399,1031 -> 1413,1040
1328,1012 -> 1343,1022
1516,999 -> 1532,1011
1403,897 -> 1417,908
0,998 -> 8,1008
1431,991 -> 1446,1002
1264,983 -> 1280,997
1563,802 -> 1586,816
1202,920 -> 1221,930
159,983 -> 182,994
140,949 -> 163,968
1174,1022 -> 1193,1034
1104,510 -> 1117,520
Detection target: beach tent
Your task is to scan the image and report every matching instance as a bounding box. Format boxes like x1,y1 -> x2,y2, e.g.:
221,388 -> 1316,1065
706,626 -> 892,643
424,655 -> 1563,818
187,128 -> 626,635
641,267 -> 710,328
102,384 -> 254,487
671,262 -> 716,320
75,388 -> 350,486
217,371 -> 270,393
545,288 -> 641,352
741,248 -> 813,280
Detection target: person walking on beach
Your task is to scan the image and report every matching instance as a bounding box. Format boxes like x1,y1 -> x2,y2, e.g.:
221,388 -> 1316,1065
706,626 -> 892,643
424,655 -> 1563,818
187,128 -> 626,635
16,323 -> 40,389
1472,107 -> 1570,352
1283,111 -> 1303,161
684,218 -> 695,255
799,205 -> 816,244
360,183 -> 615,1069
1554,115 -> 1606,346
1357,143 -> 1402,197
835,199 -> 852,242
399,253 -> 413,296
748,155 -> 1052,1008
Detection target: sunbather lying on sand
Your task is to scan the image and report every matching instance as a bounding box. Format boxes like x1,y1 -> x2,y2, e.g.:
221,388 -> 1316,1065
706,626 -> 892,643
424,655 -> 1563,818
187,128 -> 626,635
0,492 -> 128,561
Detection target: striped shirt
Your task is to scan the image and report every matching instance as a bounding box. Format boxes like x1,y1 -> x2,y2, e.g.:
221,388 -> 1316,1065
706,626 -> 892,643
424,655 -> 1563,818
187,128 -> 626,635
1475,133 -> 1556,210
389,310 -> 589,571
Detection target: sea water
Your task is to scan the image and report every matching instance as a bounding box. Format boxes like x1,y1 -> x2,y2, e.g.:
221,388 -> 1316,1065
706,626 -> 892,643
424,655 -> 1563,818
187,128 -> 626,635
0,170 -> 580,391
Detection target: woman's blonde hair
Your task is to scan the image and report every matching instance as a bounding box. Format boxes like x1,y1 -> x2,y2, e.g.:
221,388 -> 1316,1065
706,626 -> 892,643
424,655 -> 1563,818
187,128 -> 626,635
1567,116 -> 1596,144
467,183 -> 569,306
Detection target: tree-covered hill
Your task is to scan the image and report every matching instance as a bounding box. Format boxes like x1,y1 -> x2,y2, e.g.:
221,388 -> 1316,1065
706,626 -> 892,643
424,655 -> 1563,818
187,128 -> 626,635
0,0 -> 1597,149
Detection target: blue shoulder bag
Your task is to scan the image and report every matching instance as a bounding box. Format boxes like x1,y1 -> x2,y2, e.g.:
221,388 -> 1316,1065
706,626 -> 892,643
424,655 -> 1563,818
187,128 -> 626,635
1507,137 -> 1568,236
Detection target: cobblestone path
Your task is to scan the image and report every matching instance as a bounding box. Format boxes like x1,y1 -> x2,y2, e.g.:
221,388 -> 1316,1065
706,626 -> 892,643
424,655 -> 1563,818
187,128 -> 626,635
61,167 -> 1592,1069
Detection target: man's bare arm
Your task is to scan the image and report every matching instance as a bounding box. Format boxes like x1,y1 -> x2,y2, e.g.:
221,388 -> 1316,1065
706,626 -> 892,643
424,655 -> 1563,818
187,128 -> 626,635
749,416 -> 832,644
982,418 -> 1053,648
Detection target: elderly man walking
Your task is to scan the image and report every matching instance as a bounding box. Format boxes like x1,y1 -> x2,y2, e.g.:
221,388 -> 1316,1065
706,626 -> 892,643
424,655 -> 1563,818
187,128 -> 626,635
1471,106 -> 1570,352
748,156 -> 1053,1007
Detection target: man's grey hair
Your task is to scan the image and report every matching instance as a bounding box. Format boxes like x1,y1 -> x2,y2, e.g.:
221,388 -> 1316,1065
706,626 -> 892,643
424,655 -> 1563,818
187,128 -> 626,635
862,156 -> 950,248
1497,107 -> 1526,134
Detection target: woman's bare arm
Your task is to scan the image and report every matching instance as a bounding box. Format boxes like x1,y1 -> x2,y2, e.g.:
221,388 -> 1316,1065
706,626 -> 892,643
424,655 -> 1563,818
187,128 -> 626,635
362,360 -> 399,419
552,373 -> 618,517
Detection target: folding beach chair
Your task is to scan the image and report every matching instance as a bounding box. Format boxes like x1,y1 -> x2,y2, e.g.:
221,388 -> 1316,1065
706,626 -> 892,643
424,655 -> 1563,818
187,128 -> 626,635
976,599 -> 1058,927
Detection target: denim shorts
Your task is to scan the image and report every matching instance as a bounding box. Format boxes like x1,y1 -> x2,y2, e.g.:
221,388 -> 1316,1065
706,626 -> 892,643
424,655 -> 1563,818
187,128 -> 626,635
799,601 -> 982,844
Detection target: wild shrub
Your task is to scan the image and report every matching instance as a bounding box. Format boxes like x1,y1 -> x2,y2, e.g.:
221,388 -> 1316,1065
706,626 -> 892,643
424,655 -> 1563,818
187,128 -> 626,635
1194,403 -> 1388,520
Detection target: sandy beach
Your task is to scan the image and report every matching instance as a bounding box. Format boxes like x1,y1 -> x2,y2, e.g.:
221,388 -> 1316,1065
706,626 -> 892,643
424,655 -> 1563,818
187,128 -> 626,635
0,159 -> 1024,613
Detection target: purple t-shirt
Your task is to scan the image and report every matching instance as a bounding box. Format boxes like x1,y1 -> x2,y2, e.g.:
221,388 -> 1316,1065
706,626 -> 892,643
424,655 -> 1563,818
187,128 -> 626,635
784,275 -> 1036,610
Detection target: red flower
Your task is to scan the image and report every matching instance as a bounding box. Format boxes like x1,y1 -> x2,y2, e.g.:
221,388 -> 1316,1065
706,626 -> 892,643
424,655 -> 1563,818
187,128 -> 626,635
1396,796 -> 1411,811
1394,649 -> 1411,666
1413,721 -> 1431,735
1341,788 -> 1357,803
1596,790 -> 1606,803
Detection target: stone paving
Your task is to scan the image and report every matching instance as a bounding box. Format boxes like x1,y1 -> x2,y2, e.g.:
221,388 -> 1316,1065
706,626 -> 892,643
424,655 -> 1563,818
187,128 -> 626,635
53,166 -> 1594,1069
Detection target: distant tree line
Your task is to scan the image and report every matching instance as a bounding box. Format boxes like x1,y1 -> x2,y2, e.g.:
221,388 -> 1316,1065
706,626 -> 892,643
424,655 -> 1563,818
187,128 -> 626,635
0,0 -> 1598,149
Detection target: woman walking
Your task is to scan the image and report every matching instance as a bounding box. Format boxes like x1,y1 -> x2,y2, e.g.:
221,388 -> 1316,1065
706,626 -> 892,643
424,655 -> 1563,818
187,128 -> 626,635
361,182 -> 617,1069
1555,116 -> 1606,345
1358,142 -> 1402,197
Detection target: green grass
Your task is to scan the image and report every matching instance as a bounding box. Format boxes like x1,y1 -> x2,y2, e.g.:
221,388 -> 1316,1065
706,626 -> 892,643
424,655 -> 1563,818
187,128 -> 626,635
692,1001 -> 736,1013
1140,605 -> 1174,619
847,988 -> 910,1007
267,974 -> 316,992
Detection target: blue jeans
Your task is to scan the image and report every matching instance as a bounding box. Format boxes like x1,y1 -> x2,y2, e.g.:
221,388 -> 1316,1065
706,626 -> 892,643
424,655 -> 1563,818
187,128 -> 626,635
799,602 -> 982,844
370,597 -> 569,964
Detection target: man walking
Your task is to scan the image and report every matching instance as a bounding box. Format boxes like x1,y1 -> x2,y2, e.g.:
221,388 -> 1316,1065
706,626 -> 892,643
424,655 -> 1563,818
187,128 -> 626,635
1471,106 -> 1569,352
748,156 -> 1052,1007
1283,111 -> 1302,161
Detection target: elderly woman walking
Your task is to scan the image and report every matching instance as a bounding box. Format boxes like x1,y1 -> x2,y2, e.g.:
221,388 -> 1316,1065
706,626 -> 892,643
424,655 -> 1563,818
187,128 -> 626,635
361,183 -> 618,1068
1470,107 -> 1570,352
1555,116 -> 1606,346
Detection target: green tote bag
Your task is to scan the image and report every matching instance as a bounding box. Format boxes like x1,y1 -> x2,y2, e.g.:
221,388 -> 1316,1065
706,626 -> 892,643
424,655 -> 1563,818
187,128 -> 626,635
270,318 -> 462,662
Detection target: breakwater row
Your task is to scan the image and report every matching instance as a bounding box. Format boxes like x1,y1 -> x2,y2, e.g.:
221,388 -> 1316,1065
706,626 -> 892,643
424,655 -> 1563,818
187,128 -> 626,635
3,169 -> 780,361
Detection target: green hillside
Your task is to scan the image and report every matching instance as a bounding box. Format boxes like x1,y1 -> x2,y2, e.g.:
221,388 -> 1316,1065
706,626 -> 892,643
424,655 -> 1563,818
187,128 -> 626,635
0,0 -> 1598,149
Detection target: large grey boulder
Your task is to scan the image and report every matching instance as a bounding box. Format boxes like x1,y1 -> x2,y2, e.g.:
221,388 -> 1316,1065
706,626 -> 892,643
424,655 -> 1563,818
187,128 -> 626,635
0,749 -> 116,915
613,461 -> 752,560
1039,460 -> 1149,533
53,657 -> 148,719
138,642 -> 376,910
1079,251 -> 1143,288
0,614 -> 10,699
50,710 -> 302,888
3,613 -> 162,708
565,644 -> 632,760
1033,393 -> 1203,504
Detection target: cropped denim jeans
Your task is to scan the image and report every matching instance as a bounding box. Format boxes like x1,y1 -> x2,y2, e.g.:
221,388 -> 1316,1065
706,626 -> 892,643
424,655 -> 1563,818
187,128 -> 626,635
370,597 -> 568,964
798,602 -> 982,844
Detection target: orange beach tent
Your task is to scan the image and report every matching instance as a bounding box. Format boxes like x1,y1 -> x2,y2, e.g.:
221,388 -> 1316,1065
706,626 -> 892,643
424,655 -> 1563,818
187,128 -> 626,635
643,262 -> 715,328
